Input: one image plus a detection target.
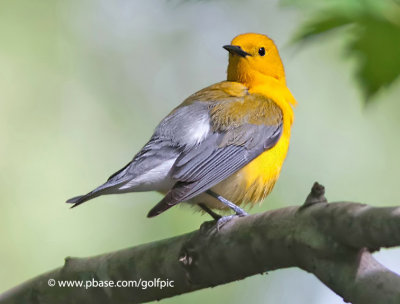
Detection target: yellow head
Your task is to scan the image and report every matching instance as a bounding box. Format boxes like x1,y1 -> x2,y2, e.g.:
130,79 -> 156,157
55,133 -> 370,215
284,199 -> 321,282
224,33 -> 285,87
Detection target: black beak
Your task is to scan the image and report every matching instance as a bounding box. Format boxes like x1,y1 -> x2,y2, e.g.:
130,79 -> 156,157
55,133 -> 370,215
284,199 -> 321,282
223,45 -> 251,57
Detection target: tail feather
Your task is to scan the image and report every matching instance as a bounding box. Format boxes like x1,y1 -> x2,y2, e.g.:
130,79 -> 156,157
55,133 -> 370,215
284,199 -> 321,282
66,180 -> 129,208
147,192 -> 180,218
66,191 -> 102,208
66,192 -> 100,208
147,182 -> 195,217
66,195 -> 84,205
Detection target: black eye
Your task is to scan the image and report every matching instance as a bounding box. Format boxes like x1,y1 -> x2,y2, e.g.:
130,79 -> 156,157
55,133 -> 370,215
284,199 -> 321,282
258,47 -> 265,56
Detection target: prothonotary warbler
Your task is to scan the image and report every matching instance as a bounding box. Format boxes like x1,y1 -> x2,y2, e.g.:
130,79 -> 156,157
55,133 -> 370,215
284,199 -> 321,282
67,33 -> 297,225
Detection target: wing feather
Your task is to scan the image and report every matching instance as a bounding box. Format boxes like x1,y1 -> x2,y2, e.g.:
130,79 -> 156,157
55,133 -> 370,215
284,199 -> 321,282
148,86 -> 284,217
148,123 -> 282,217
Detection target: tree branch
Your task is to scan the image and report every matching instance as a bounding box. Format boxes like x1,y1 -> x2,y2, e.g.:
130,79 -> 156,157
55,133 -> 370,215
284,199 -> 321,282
1,183 -> 400,304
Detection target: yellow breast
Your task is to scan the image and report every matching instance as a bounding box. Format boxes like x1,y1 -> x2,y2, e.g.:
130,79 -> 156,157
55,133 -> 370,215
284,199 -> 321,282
188,78 -> 295,210
239,128 -> 290,203
195,130 -> 289,210
202,83 -> 294,209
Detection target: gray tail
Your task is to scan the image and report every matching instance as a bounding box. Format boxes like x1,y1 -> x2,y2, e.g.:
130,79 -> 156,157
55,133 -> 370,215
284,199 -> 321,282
67,160 -> 134,208
66,180 -> 128,208
66,190 -> 103,208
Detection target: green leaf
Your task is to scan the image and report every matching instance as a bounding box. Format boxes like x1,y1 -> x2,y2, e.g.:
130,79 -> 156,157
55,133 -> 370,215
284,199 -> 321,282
291,13 -> 353,42
347,15 -> 400,101
292,9 -> 400,102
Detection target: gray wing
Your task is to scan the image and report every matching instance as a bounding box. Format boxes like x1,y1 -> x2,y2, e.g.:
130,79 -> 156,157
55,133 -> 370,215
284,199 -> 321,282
107,101 -> 214,184
66,102 -> 212,207
172,124 -> 282,195
67,95 -> 282,214
147,116 -> 283,217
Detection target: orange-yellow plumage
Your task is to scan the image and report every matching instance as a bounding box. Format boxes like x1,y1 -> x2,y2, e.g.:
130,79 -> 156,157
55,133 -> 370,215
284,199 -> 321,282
67,32 -> 297,218
188,33 -> 297,210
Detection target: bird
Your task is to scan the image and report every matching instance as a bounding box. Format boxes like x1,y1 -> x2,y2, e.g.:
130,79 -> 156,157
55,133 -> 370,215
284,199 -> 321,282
66,33 -> 297,224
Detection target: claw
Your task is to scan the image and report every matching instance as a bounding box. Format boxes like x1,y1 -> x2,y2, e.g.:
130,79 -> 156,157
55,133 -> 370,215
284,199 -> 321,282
216,215 -> 237,230
200,190 -> 248,232
216,211 -> 247,230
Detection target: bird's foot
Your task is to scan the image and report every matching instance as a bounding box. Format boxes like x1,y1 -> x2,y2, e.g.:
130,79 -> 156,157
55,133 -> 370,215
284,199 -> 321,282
199,211 -> 248,236
200,190 -> 248,232
216,211 -> 248,231
216,215 -> 237,230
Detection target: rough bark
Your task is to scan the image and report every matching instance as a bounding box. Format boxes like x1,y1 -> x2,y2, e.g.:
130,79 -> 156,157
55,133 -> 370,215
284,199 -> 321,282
1,183 -> 400,304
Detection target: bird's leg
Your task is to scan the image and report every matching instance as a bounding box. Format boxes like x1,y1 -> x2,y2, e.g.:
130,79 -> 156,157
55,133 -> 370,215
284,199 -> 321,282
206,190 -> 248,216
198,203 -> 222,220
206,190 -> 248,229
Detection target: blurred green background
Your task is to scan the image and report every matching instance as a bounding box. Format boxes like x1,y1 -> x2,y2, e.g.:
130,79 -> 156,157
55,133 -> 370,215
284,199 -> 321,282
1,0 -> 399,303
